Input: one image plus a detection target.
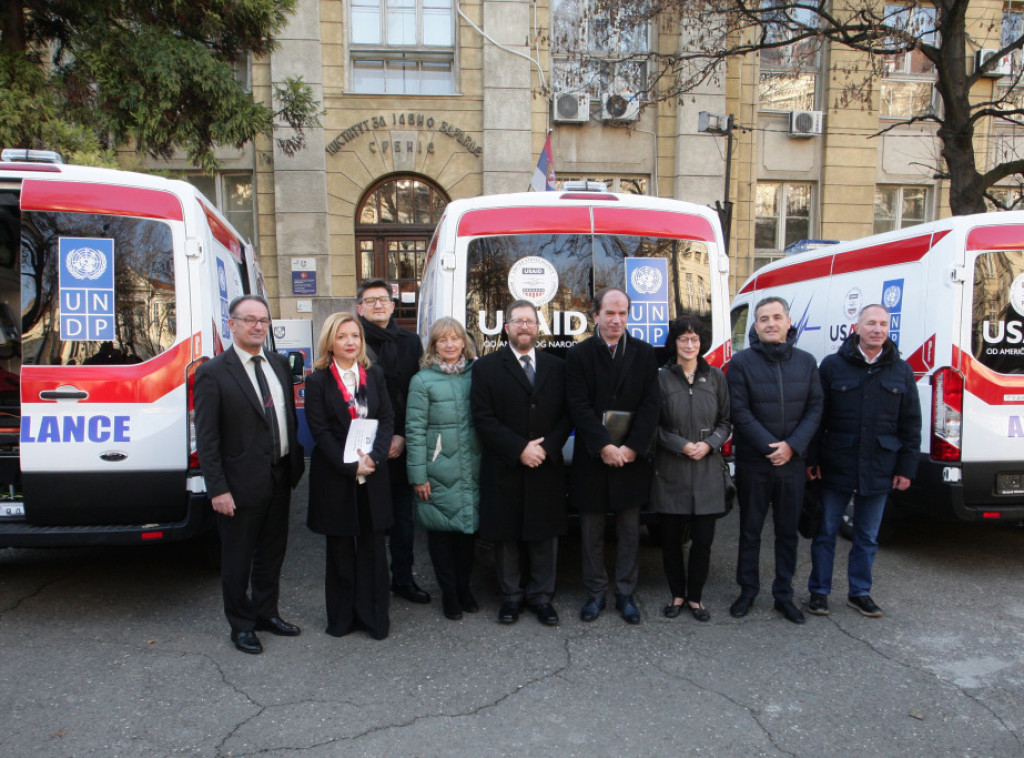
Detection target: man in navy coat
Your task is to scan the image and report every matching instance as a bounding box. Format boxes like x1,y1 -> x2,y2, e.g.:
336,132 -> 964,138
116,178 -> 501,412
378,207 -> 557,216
806,304 -> 921,618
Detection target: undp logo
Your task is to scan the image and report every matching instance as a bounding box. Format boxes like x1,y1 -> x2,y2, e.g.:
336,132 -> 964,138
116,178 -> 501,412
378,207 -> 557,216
65,247 -> 109,281
630,265 -> 663,295
883,283 -> 902,310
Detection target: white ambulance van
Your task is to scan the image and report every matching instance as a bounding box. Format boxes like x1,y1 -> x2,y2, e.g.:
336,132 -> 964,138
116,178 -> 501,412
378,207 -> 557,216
0,150 -> 283,547
730,211 -> 1024,525
417,186 -> 733,365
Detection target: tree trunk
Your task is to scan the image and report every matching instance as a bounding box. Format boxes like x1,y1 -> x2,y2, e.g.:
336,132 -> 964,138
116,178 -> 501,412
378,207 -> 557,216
2,2 -> 25,56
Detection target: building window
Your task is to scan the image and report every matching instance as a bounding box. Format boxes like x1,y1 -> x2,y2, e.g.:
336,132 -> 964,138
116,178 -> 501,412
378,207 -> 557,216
556,175 -> 648,194
874,186 -> 928,234
755,182 -> 812,253
350,0 -> 455,94
758,0 -> 821,111
880,4 -> 937,118
183,173 -> 256,248
551,0 -> 648,100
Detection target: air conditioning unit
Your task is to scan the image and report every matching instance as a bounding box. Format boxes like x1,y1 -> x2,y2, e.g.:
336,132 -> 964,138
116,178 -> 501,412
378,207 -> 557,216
601,92 -> 640,122
789,110 -> 823,137
976,48 -> 1012,78
552,91 -> 590,124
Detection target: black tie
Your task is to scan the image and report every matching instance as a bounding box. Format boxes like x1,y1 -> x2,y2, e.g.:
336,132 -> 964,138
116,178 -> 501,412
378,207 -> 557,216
252,355 -> 281,464
520,354 -> 535,386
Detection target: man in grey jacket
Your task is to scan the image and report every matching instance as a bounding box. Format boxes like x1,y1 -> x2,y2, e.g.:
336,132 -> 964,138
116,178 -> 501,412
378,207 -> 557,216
727,297 -> 822,624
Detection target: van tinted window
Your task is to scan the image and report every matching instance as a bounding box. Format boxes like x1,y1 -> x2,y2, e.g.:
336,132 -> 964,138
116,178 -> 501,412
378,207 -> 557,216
972,250 -> 1024,374
466,233 -> 712,358
21,210 -> 176,366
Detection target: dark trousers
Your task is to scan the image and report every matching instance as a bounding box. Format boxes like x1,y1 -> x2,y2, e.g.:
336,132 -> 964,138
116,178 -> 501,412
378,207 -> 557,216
324,486 -> 390,640
495,537 -> 558,606
387,473 -> 417,587
660,513 -> 717,603
426,530 -> 475,597
216,458 -> 291,634
735,461 -> 804,603
580,506 -> 640,598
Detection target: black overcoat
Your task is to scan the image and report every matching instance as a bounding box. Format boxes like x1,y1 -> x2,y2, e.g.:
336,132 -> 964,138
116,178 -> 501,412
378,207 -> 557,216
471,346 -> 572,541
305,365 -> 395,536
565,334 -> 660,513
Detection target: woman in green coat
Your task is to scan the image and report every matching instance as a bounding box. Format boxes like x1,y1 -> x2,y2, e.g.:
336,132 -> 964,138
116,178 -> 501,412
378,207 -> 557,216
406,317 -> 481,620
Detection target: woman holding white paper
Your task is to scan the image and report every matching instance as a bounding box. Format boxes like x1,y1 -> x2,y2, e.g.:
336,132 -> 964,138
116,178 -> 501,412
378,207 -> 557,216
306,311 -> 394,639
406,317 -> 480,621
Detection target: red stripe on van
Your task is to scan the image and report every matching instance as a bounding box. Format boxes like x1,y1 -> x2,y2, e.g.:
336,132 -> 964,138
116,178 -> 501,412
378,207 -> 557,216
738,231 -> 947,294
21,337 -> 194,404
458,206 -> 592,236
704,340 -> 731,368
966,224 -> 1024,251
904,334 -> 936,379
954,346 -> 1024,405
199,200 -> 243,262
592,208 -> 716,241
21,179 -> 185,222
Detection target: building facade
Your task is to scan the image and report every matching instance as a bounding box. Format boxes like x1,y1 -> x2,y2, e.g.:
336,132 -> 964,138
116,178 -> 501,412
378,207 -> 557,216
152,0 -> 1024,316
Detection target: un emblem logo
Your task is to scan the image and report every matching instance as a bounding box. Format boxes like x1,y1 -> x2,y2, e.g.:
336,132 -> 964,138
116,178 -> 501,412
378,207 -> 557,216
630,265 -> 663,295
882,284 -> 901,310
65,247 -> 108,280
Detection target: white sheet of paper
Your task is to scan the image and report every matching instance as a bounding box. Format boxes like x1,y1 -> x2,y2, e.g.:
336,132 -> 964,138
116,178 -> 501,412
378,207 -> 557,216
344,418 -> 378,463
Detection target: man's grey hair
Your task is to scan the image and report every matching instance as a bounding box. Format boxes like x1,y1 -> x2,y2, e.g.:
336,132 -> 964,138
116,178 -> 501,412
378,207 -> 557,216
754,296 -> 790,318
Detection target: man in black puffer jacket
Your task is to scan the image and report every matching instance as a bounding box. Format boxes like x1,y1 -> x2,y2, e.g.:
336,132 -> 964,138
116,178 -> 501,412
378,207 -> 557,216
806,304 -> 921,619
727,297 -> 823,624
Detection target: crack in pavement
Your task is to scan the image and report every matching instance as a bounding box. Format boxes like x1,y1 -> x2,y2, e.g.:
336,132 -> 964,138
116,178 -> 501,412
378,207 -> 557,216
0,572 -> 72,620
822,614 -> 1023,749
218,633 -> 578,755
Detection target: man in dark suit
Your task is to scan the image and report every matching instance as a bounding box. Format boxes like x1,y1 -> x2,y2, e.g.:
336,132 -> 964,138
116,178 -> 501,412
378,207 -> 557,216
566,287 -> 660,624
471,300 -> 572,626
194,295 -> 305,654
356,278 -> 430,605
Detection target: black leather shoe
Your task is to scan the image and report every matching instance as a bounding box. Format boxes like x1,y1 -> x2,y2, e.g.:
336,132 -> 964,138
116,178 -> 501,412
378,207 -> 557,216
498,601 -> 521,624
615,594 -> 641,624
688,602 -> 711,623
662,599 -> 685,619
457,588 -> 479,614
442,593 -> 463,620
530,603 -> 559,626
774,599 -> 806,624
579,596 -> 606,622
255,616 -> 301,636
231,631 -> 263,655
392,582 -> 431,604
847,595 -> 883,618
730,595 -> 755,618
807,593 -> 830,616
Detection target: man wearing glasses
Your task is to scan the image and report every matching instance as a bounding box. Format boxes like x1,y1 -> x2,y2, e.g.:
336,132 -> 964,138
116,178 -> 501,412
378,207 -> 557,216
194,295 -> 305,654
356,279 -> 431,605
471,300 -> 571,625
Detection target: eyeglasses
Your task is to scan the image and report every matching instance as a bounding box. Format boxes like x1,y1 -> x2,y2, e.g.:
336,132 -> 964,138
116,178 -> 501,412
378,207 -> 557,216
233,316 -> 271,327
509,319 -> 539,328
360,296 -> 392,306
676,336 -> 700,345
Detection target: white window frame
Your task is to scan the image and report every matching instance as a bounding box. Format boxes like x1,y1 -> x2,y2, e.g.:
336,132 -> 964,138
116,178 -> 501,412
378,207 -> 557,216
183,172 -> 257,249
349,0 -> 456,95
754,181 -> 814,252
873,185 -> 930,234
880,4 -> 938,118
757,0 -> 822,112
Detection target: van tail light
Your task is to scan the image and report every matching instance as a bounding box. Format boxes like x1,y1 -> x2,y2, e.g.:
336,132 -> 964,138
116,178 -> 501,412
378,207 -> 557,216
186,357 -> 209,471
930,367 -> 963,462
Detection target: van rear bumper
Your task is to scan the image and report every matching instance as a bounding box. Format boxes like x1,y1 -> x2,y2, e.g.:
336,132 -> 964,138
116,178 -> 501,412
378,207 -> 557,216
894,457 -> 1024,522
0,491 -> 214,548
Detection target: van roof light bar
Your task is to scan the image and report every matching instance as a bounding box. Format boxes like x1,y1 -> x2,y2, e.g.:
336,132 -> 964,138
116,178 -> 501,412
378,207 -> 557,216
1,149 -> 64,164
561,180 -> 609,192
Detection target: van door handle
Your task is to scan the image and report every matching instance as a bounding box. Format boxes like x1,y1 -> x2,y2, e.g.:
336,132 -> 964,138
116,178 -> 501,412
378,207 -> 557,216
39,389 -> 89,401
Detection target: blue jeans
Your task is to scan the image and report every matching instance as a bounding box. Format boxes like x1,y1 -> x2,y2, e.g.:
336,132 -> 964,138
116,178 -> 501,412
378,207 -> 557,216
808,487 -> 887,598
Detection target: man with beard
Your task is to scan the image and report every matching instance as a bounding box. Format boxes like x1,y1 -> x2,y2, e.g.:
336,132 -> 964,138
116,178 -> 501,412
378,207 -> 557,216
356,279 -> 430,605
471,300 -> 572,625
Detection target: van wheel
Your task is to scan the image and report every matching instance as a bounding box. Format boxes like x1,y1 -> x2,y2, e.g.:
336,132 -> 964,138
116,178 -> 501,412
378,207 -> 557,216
839,498 -> 900,544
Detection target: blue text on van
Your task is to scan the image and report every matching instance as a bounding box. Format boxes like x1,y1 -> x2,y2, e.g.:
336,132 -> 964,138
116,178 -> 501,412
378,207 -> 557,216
21,415 -> 131,443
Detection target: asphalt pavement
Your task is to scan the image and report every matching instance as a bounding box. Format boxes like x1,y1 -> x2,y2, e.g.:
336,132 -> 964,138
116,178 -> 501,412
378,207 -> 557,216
2,475 -> 1023,757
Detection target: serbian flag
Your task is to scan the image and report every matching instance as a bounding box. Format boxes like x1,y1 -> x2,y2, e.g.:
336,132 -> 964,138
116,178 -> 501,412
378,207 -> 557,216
530,133 -> 556,191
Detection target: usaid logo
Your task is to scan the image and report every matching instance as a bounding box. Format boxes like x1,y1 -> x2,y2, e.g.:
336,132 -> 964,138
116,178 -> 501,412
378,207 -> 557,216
65,246 -> 109,280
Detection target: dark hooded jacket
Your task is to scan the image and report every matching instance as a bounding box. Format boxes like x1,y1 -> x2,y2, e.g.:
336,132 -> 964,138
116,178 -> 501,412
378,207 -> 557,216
726,325 -> 823,466
813,333 -> 922,495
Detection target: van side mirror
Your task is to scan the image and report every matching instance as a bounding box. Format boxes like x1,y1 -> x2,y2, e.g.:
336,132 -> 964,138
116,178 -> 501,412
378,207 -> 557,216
287,351 -> 306,385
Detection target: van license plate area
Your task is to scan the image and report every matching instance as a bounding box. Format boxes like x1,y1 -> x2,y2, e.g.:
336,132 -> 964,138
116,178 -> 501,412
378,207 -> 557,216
995,473 -> 1024,495
0,501 -> 25,519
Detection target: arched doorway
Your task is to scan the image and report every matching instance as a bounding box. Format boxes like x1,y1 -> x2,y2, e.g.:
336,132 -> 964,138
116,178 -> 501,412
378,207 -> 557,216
356,175 -> 449,329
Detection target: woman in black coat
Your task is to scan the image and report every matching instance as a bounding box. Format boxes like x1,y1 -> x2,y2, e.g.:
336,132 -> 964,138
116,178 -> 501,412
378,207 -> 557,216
306,311 -> 394,640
